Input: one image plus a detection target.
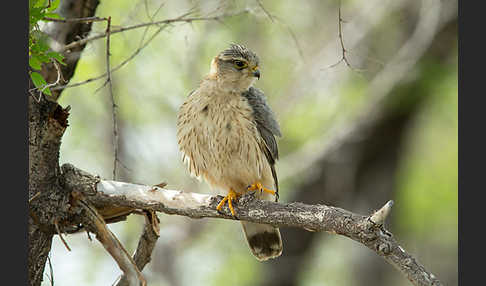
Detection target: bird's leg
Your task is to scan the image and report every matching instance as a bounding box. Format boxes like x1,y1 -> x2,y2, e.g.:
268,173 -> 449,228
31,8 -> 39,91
216,188 -> 240,217
247,182 -> 277,197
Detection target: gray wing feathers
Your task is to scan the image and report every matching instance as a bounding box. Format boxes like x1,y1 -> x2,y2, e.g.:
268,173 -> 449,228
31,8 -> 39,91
241,87 -> 281,200
243,87 -> 282,137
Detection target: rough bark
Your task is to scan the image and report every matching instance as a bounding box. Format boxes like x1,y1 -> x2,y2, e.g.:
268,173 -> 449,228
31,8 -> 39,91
28,1 -> 100,285
60,164 -> 442,286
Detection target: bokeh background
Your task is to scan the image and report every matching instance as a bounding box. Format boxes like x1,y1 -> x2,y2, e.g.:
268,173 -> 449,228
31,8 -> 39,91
43,0 -> 457,285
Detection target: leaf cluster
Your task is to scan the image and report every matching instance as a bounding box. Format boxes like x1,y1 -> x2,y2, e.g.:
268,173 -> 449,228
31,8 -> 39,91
29,0 -> 65,97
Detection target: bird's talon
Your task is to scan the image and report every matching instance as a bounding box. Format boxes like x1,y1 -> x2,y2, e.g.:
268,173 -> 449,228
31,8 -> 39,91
216,189 -> 240,216
247,182 -> 277,197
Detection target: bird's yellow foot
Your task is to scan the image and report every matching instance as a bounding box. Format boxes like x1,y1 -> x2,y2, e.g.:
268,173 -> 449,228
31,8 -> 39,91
216,189 -> 240,216
247,182 -> 277,197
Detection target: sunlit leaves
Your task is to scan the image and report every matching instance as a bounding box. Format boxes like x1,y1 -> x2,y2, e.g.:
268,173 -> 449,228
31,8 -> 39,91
29,0 -> 64,97
30,72 -> 52,96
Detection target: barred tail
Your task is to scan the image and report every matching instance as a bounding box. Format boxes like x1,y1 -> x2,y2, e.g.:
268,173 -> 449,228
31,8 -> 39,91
241,221 -> 282,261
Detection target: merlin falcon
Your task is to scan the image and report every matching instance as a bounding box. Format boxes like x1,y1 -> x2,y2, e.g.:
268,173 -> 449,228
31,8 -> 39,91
176,44 -> 283,261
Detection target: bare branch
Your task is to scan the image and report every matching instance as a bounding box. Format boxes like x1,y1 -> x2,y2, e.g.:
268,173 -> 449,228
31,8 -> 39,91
279,0 -> 449,180
115,210 -> 160,286
54,219 -> 72,251
51,9 -> 249,92
255,0 -> 305,61
60,9 -> 249,53
61,163 -> 443,286
46,255 -> 54,286
103,16 -> 119,180
326,0 -> 364,71
256,0 -> 275,22
79,199 -> 146,286
28,59 -> 62,101
42,16 -> 108,23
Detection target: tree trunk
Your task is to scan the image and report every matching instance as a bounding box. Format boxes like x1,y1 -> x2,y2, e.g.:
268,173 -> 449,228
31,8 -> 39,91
28,1 -> 100,285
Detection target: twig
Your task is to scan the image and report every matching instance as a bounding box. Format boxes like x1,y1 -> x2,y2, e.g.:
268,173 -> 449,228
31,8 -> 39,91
42,16 -> 108,23
143,0 -> 165,23
255,0 -> 304,61
279,0 -> 447,180
60,163 -> 443,286
46,255 -> 54,286
256,0 -> 275,22
104,16 -> 118,180
61,9 -> 249,53
79,199 -> 146,286
52,9 -> 248,92
280,20 -> 305,61
54,219 -> 72,251
115,210 -> 160,286
29,59 -> 62,101
326,1 -> 364,71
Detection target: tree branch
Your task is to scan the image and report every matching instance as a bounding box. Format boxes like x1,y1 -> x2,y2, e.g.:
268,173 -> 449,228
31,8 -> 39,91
326,0 -> 363,71
60,9 -> 249,53
115,210 -> 160,286
51,8 -> 250,92
78,199 -> 146,286
60,163 -> 442,286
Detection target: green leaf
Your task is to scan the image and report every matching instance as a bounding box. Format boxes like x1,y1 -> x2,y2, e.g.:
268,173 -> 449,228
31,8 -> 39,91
37,53 -> 51,63
43,87 -> 53,96
29,7 -> 44,25
47,52 -> 66,65
30,72 -> 47,89
44,12 -> 63,20
29,0 -> 39,9
31,0 -> 45,8
30,72 -> 53,96
29,57 -> 42,70
47,0 -> 60,12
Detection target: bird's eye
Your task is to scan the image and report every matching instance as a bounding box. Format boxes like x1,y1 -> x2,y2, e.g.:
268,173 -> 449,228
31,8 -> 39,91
234,60 -> 247,69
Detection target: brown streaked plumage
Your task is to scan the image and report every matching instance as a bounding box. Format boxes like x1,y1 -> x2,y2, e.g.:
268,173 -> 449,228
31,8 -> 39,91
176,44 -> 282,261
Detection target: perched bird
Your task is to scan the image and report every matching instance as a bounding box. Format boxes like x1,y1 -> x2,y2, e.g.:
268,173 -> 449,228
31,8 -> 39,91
176,44 -> 283,261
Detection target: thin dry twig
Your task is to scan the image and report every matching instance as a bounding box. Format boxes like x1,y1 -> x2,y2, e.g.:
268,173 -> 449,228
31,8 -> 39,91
256,0 -> 275,22
86,229 -> 92,241
42,16 -> 108,23
101,2 -> 169,178
61,9 -> 249,53
54,219 -> 72,251
115,210 -> 160,286
29,59 -> 62,101
104,16 -> 118,180
279,0 -> 448,180
79,199 -> 146,286
256,0 -> 305,61
52,9 -> 248,92
46,255 -> 54,286
326,1 -> 364,71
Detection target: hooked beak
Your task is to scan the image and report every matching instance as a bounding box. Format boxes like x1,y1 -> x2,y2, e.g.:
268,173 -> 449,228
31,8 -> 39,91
253,69 -> 260,79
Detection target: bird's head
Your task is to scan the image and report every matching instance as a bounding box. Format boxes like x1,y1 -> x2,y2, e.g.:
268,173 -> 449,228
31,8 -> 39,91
209,44 -> 260,91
